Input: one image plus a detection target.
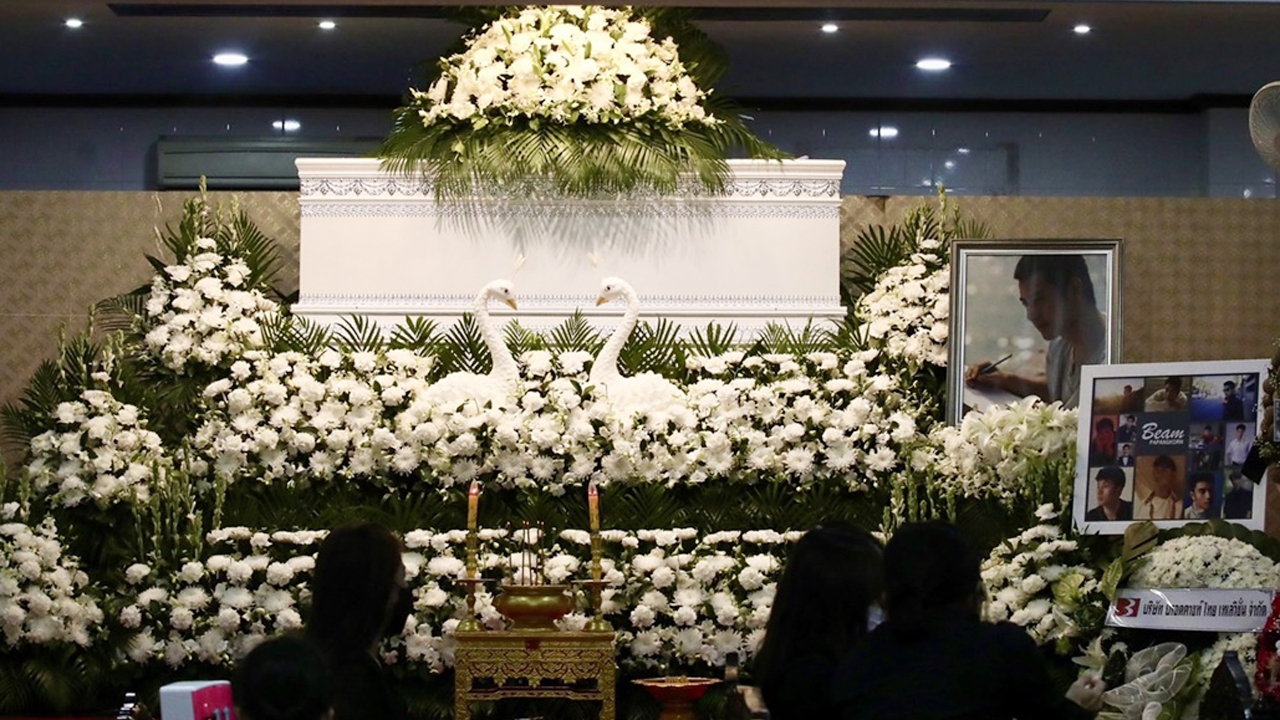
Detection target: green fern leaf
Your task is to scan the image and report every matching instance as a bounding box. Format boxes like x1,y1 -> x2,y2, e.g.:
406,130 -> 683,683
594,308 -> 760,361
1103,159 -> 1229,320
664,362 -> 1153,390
545,312 -> 605,354
685,322 -> 739,357
389,316 -> 442,354
333,315 -> 386,354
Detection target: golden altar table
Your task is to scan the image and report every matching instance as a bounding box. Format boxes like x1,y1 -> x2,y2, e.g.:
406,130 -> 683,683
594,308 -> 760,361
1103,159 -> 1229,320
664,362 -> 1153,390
453,630 -> 617,720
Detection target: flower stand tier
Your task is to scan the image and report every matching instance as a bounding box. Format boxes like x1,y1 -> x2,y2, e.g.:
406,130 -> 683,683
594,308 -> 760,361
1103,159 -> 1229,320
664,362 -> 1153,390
294,158 -> 846,335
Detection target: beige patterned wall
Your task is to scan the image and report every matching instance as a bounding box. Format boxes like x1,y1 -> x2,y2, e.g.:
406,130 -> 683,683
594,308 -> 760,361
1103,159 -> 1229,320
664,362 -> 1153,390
2,192 -> 1278,522
840,195 -> 1280,363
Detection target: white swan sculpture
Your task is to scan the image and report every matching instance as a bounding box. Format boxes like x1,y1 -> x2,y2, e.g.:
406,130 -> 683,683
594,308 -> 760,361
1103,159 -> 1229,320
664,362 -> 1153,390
590,277 -> 685,412
420,279 -> 520,413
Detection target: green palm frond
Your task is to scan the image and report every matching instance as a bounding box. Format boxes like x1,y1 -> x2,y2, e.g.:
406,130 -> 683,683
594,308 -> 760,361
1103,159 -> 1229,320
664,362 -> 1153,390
642,8 -> 729,88
389,316 -> 442,354
618,319 -> 685,376
259,315 -> 333,356
544,312 -> 604,354
1,334 -> 105,448
607,485 -> 684,531
685,322 -> 740,357
0,658 -> 33,712
754,322 -> 834,355
440,313 -> 491,375
217,209 -> 283,291
93,288 -> 148,334
842,224 -> 910,301
824,319 -> 870,352
953,217 -> 993,245
380,106 -> 783,203
502,320 -> 545,358
332,315 -> 386,354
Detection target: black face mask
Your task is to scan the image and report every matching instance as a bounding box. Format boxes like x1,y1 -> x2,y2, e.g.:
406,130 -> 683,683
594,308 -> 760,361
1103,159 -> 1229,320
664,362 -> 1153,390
385,586 -> 414,638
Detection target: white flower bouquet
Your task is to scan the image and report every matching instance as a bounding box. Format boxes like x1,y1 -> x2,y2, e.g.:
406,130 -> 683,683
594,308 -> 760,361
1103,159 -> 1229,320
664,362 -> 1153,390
924,396 -> 1078,503
1128,535 -> 1280,590
192,343 -> 922,494
195,348 -> 434,484
26,389 -> 168,508
118,528 -> 319,668
113,525 -> 796,674
856,238 -> 951,369
981,505 -> 1104,654
142,235 -> 278,374
0,513 -> 104,648
416,6 -> 714,132
380,5 -> 781,200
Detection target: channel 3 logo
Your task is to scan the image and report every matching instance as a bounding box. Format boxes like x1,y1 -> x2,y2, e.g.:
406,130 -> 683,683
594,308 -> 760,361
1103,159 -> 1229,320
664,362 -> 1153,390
1112,598 -> 1142,618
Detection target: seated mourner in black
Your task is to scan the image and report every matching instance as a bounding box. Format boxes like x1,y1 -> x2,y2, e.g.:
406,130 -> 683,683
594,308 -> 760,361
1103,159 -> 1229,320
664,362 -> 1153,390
307,523 -> 411,720
755,523 -> 884,720
830,522 -> 1105,720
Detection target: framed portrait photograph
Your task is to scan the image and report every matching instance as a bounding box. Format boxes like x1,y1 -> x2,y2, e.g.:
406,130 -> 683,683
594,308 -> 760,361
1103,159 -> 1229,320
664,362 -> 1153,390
947,239 -> 1123,424
1073,359 -> 1270,535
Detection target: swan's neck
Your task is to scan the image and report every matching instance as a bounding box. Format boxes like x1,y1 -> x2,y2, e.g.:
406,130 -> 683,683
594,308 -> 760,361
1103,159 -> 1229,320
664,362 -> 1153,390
591,286 -> 639,384
475,292 -> 517,384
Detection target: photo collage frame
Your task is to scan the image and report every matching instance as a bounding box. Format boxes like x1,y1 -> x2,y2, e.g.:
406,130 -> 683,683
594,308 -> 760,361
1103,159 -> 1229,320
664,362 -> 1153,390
1074,359 -> 1269,534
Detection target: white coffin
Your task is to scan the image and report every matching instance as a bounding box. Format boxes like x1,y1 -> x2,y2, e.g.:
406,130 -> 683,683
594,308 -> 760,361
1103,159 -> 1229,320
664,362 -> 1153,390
294,158 -> 846,335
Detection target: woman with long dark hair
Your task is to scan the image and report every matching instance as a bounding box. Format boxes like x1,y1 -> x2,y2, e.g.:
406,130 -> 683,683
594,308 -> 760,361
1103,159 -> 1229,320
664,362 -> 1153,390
307,523 -> 411,720
832,521 -> 1105,720
754,523 -> 884,720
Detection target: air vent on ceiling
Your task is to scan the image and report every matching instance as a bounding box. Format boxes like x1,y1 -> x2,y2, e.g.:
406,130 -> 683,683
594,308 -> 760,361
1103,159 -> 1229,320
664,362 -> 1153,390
156,137 -> 380,190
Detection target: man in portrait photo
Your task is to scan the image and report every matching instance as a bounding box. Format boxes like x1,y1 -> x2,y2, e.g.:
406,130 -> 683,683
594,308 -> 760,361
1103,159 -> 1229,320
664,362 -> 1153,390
1116,414 -> 1139,443
1120,385 -> 1142,413
1134,454 -> 1183,520
1223,380 -> 1245,421
1225,423 -> 1253,467
1118,443 -> 1135,467
964,254 -> 1108,410
1085,466 -> 1133,522
1193,424 -> 1221,470
1089,417 -> 1118,465
1183,473 -> 1218,519
1223,469 -> 1254,519
1144,376 -> 1187,412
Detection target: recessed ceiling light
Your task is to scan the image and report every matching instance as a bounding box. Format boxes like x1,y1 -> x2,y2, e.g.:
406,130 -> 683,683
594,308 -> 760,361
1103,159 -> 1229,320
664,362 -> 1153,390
916,58 -> 952,72
318,20 -> 337,30
1073,24 -> 1092,35
213,52 -> 249,67
64,18 -> 84,29
821,23 -> 839,34
273,119 -> 302,132
869,126 -> 899,139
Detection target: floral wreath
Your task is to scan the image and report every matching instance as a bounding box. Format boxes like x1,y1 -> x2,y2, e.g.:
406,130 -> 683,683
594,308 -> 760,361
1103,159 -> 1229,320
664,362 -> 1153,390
378,5 -> 782,200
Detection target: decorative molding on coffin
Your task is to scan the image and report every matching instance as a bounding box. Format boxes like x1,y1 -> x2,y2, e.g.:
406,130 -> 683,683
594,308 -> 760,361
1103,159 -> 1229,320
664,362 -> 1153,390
299,200 -> 839,220
291,306 -> 849,338
296,292 -> 844,311
297,159 -> 844,202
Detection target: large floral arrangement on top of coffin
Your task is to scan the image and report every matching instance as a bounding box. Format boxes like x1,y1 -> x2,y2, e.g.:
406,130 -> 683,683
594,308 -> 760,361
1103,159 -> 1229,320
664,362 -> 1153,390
378,5 -> 782,200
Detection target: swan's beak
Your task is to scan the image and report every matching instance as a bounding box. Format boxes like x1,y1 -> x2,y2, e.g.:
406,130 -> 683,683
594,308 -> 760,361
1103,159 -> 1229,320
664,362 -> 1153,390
504,299 -> 518,310
595,296 -> 608,306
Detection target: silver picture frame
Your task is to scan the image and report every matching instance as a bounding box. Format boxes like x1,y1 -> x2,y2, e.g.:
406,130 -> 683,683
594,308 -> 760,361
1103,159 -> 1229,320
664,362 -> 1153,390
947,239 -> 1123,425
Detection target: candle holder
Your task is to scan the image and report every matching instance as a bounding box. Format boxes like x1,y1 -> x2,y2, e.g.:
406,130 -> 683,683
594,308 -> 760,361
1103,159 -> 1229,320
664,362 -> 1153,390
456,576 -> 492,632
458,519 -> 488,632
574,578 -> 613,633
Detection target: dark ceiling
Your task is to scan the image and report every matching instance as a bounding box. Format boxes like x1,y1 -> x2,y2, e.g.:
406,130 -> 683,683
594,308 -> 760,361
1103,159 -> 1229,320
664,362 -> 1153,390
6,0 -> 1280,107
